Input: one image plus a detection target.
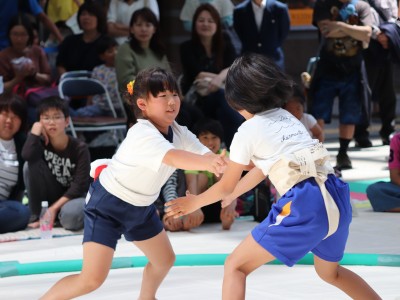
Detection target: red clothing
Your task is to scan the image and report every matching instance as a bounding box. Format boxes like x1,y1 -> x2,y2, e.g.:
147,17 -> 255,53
389,133 -> 400,170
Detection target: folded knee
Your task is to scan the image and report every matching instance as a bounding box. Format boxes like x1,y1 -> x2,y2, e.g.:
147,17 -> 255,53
224,254 -> 249,276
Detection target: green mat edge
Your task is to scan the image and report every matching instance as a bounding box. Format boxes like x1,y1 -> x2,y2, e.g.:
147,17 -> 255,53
1,253 -> 399,278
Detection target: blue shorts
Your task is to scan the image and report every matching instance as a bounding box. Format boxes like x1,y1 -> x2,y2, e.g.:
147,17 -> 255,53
312,73 -> 361,124
83,180 -> 164,250
252,175 -> 352,267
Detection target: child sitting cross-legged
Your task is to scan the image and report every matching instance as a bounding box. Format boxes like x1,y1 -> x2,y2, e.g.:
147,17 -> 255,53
162,118 -> 237,231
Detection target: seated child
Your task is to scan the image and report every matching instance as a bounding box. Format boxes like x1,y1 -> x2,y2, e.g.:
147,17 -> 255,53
367,132 -> 400,212
162,119 -> 237,231
185,119 -> 237,230
72,36 -> 124,117
22,96 -> 91,231
283,86 -> 324,143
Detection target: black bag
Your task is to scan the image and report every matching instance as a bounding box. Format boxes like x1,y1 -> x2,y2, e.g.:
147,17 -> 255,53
252,181 -> 273,222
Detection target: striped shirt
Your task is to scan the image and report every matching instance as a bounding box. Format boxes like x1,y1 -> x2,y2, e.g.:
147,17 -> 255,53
0,139 -> 18,199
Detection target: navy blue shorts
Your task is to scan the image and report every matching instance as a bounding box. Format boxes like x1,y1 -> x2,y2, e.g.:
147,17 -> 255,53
252,175 -> 352,267
312,73 -> 361,124
83,180 -> 164,250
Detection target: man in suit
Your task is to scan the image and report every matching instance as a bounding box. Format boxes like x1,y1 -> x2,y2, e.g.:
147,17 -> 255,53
233,0 -> 290,70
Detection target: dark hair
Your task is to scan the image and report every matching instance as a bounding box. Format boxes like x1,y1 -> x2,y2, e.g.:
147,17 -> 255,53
287,85 -> 306,106
0,94 -> 28,132
37,96 -> 70,119
77,1 -> 108,35
225,54 -> 294,114
128,8 -> 166,59
96,35 -> 117,55
191,4 -> 224,70
125,67 -> 181,120
7,13 -> 34,47
193,118 -> 224,141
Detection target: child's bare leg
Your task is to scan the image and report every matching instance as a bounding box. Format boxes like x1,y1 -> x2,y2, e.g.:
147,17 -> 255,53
314,256 -> 381,299
134,230 -> 175,300
223,234 -> 275,300
40,242 -> 114,299
220,199 -> 237,230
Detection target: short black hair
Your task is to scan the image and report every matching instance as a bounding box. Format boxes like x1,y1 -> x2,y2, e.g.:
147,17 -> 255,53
37,96 -> 69,119
192,118 -> 224,141
225,53 -> 294,114
96,35 -> 117,55
125,67 -> 181,120
0,94 -> 28,132
288,85 -> 306,106
77,1 -> 107,35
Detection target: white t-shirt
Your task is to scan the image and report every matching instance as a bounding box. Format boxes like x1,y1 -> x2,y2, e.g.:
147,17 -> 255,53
100,119 -> 209,206
107,0 -> 160,45
300,113 -> 318,138
229,108 -> 318,175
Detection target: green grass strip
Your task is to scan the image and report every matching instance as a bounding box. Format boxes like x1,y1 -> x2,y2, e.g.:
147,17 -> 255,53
1,253 -> 399,278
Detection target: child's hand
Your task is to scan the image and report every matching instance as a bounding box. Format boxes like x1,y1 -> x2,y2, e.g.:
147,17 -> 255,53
164,192 -> 199,219
31,122 -> 49,145
208,149 -> 227,177
221,195 -> 236,208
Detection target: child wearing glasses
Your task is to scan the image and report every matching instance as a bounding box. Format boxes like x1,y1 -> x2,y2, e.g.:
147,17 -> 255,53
22,96 -> 91,231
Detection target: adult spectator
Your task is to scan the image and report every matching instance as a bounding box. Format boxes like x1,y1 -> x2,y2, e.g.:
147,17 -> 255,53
0,94 -> 30,234
367,132 -> 400,212
115,7 -> 169,128
233,0 -> 290,70
0,0 -> 63,50
0,14 -> 52,97
180,4 -> 243,149
180,0 -> 235,31
107,0 -> 159,45
179,0 -> 241,56
56,1 -> 108,77
310,0 -> 372,170
354,0 -> 398,147
22,96 -> 90,231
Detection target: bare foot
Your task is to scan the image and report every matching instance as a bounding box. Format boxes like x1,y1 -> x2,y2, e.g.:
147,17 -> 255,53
28,221 -> 40,229
163,214 -> 183,232
220,199 -> 238,230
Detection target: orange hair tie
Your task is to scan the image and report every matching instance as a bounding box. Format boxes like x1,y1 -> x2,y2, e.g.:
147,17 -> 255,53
127,80 -> 135,95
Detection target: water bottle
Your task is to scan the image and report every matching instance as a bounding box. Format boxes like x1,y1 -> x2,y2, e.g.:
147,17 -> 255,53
40,201 -> 53,239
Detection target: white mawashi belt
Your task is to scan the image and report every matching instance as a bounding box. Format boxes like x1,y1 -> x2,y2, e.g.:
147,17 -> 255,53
269,143 -> 339,239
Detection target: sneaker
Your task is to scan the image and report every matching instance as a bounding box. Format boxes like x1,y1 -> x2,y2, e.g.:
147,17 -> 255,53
336,152 -> 352,170
355,138 -> 372,148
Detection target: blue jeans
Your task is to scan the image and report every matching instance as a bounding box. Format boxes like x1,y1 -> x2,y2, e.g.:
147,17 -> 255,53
312,73 -> 362,124
0,200 -> 30,233
367,181 -> 400,212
